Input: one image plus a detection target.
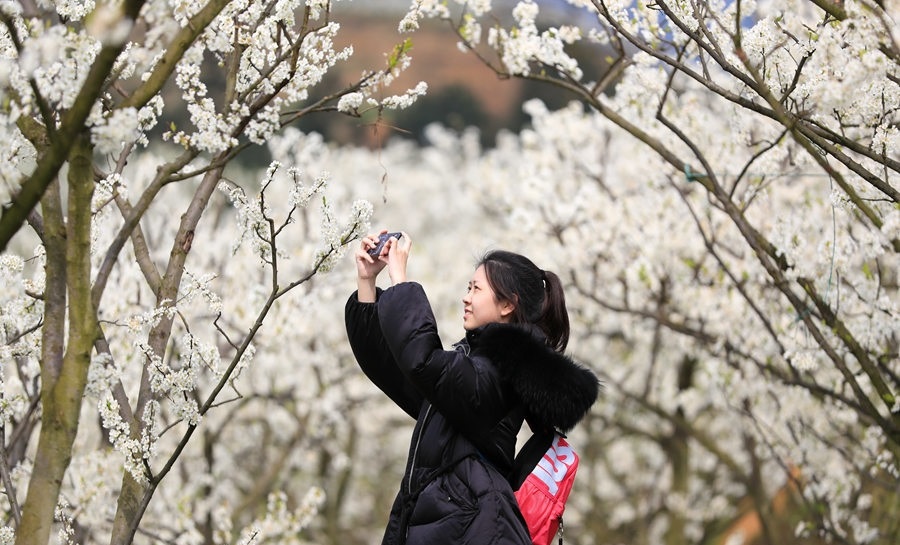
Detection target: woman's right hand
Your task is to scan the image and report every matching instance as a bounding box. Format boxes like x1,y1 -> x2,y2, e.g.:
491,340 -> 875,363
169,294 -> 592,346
356,231 -> 389,281
355,231 -> 390,303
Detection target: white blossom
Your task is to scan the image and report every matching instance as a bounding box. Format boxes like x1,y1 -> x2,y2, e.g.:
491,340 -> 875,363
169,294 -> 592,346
0,527 -> 13,545
400,0 -> 451,32
380,80 -> 428,110
55,0 -> 95,21
98,393 -> 148,483
92,107 -> 140,154
337,92 -> 363,113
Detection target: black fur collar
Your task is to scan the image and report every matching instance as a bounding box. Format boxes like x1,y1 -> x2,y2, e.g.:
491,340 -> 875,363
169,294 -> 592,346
464,323 -> 600,433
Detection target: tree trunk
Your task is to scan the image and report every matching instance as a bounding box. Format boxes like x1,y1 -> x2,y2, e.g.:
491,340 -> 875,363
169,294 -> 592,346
663,356 -> 695,545
15,133 -> 97,545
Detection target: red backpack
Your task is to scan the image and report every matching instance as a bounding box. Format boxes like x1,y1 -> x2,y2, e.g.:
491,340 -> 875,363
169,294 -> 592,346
512,432 -> 579,545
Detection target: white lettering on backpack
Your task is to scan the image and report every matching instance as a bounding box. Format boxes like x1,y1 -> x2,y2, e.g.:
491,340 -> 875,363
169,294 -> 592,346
531,436 -> 576,496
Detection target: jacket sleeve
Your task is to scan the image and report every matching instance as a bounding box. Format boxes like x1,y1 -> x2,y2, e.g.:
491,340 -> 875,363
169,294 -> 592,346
345,290 -> 424,419
377,282 -> 510,435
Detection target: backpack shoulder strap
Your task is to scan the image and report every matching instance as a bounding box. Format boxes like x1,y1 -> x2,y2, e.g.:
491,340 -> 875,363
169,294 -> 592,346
509,428 -> 556,491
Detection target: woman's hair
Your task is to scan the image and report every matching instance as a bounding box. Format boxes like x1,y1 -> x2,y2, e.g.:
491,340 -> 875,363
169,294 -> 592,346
478,250 -> 570,352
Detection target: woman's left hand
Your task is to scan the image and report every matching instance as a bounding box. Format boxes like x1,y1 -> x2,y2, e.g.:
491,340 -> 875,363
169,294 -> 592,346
385,231 -> 411,285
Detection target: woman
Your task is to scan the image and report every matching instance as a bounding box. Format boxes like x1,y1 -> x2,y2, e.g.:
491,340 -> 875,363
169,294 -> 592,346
345,230 -> 599,545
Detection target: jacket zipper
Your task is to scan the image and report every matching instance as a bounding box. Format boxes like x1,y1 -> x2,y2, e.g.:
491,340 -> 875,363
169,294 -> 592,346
410,339 -> 467,496
408,403 -> 431,495
404,341 -> 466,538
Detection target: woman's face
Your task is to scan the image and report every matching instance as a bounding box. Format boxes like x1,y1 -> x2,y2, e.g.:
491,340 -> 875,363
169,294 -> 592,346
462,265 -> 514,330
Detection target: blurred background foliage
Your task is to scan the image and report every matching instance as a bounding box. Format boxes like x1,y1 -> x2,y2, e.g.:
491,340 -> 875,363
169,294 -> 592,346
153,1 -> 617,169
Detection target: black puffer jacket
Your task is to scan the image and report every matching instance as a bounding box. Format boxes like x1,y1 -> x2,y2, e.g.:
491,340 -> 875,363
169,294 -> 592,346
345,282 -> 599,545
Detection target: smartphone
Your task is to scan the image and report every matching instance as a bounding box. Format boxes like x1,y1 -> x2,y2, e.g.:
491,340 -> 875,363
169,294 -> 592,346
368,232 -> 402,257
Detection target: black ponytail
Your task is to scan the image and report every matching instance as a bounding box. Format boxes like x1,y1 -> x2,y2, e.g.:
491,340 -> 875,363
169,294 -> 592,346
478,250 -> 570,352
538,269 -> 569,352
